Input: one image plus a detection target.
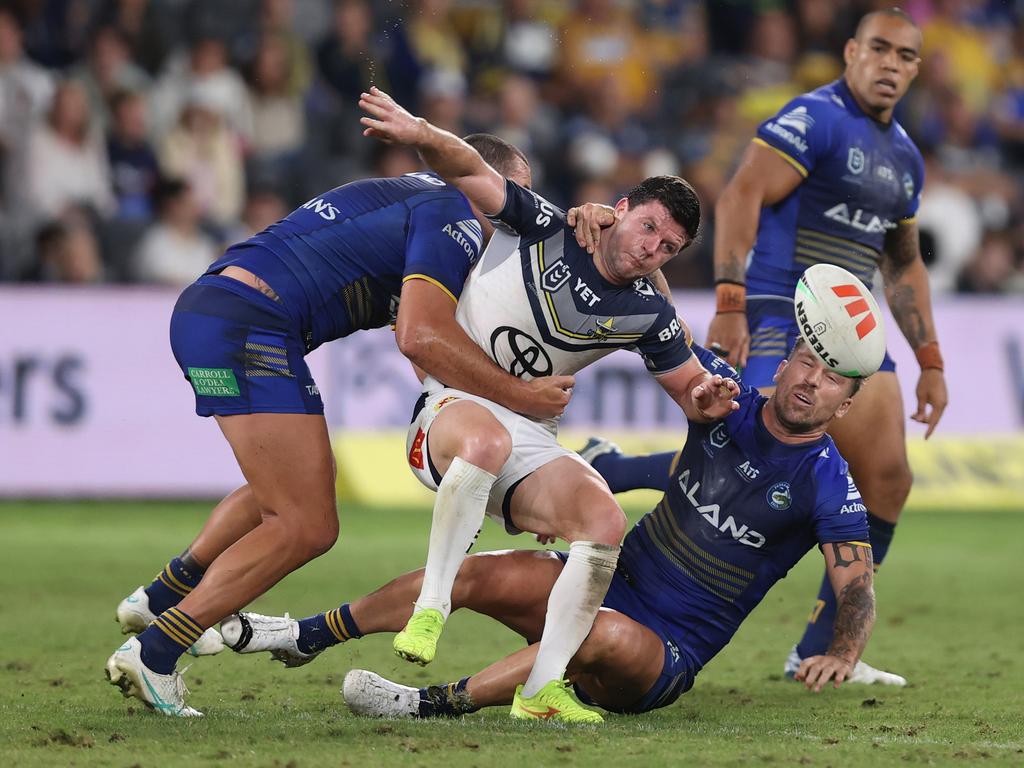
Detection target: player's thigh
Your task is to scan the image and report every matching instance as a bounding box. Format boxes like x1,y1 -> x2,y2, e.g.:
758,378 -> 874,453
508,456 -> 625,544
826,371 -> 910,515
216,412 -> 336,525
425,400 -> 512,476
572,610 -> 667,712
454,550 -> 564,642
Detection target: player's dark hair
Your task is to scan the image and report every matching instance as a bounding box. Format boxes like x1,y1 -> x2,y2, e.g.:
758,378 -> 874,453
625,175 -> 701,247
854,7 -> 918,40
463,133 -> 530,178
790,337 -> 866,396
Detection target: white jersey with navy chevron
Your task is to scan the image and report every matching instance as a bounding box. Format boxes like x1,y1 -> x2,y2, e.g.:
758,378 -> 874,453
423,179 -> 692,423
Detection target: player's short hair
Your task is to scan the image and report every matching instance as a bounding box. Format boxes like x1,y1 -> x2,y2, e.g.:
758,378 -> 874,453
625,175 -> 701,246
463,133 -> 530,178
791,336 -> 866,396
854,7 -> 918,40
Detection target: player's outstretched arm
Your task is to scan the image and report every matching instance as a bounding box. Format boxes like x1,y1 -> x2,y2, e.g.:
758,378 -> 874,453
396,280 -> 575,420
708,142 -> 803,367
881,221 -> 948,439
359,86 -> 506,215
655,356 -> 740,423
796,541 -> 876,692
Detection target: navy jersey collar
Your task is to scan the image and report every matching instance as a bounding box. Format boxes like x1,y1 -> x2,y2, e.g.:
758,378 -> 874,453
836,77 -> 893,130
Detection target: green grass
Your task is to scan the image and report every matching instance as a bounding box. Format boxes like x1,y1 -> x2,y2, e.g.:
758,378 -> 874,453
1,501 -> 1022,767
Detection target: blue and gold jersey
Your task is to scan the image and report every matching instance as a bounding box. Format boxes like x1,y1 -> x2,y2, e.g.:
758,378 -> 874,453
207,172 -> 482,352
618,353 -> 869,671
749,78 -> 924,295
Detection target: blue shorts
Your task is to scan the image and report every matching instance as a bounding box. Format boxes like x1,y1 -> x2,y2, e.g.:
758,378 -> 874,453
556,553 -> 697,714
745,296 -> 896,388
169,275 -> 324,417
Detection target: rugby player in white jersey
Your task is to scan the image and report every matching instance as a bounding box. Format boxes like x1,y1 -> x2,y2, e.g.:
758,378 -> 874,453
306,88 -> 736,723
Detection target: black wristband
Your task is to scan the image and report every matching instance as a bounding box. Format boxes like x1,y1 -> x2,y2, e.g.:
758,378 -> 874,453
714,279 -> 746,287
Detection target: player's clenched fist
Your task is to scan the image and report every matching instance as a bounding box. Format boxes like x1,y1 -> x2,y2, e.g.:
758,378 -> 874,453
521,375 -> 575,420
359,86 -> 424,145
692,374 -> 740,421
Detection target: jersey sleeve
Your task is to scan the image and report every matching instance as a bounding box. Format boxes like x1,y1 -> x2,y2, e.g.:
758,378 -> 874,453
403,196 -> 483,302
899,144 -> 926,222
754,94 -> 837,178
635,302 -> 693,374
487,178 -> 567,244
811,462 -> 870,545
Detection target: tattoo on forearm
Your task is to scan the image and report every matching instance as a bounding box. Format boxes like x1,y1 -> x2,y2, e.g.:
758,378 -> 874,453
882,225 -> 917,282
828,572 -> 874,660
888,284 -> 927,349
830,542 -> 873,569
717,253 -> 747,283
254,277 -> 281,303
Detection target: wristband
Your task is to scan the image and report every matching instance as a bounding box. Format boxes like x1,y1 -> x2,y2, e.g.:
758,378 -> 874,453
915,341 -> 944,371
715,282 -> 746,314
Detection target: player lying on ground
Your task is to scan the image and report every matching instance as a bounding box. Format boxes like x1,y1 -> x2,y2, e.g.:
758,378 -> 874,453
105,135 -> 579,718
225,339 -> 874,720
344,87 -> 739,721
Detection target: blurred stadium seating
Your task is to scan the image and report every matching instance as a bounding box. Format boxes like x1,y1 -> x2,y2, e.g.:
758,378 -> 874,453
0,0 -> 1021,505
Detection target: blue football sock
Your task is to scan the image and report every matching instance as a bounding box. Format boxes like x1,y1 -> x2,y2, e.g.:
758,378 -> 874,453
138,607 -> 204,674
592,451 -> 675,493
418,677 -> 476,718
296,603 -> 362,654
796,512 -> 896,658
143,549 -> 206,615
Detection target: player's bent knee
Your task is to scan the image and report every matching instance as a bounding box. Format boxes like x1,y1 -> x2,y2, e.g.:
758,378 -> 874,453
576,611 -> 636,669
283,514 -> 340,562
455,428 -> 512,474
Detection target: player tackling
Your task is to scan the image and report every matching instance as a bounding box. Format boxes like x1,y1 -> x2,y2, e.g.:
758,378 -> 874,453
228,338 -> 877,721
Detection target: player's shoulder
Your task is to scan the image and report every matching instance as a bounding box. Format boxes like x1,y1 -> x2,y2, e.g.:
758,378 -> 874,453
775,81 -> 848,124
890,118 -> 925,161
805,436 -> 855,502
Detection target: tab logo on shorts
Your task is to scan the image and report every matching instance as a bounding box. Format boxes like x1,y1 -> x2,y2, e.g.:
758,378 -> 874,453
187,367 -> 240,397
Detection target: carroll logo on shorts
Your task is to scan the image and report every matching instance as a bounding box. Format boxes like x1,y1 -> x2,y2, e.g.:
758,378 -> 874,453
188,367 -> 241,397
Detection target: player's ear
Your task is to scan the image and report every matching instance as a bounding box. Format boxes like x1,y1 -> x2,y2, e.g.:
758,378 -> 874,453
613,197 -> 629,219
843,37 -> 857,66
833,396 -> 854,421
773,359 -> 787,383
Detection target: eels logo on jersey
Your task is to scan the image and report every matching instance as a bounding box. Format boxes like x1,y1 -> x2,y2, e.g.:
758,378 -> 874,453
767,482 -> 792,511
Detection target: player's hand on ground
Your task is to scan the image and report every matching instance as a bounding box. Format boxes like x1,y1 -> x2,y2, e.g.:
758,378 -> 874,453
706,312 -> 750,369
795,654 -> 855,692
520,375 -> 575,419
359,86 -> 423,145
911,368 -> 947,439
693,374 -> 740,420
567,203 -> 615,254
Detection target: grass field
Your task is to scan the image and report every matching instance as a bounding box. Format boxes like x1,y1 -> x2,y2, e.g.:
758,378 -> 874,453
1,501 -> 1022,768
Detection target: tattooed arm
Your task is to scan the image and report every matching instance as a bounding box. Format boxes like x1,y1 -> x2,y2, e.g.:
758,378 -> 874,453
881,221 -> 948,438
795,541 -> 876,692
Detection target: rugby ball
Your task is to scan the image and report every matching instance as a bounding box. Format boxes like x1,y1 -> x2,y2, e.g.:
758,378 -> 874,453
794,264 -> 886,377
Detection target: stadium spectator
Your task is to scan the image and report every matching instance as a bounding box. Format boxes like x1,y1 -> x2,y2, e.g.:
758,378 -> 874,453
956,228 -> 1024,294
106,89 -> 160,222
22,218 -> 104,284
221,187 -> 288,248
132,177 -> 218,286
158,84 -> 246,228
71,26 -> 150,132
23,78 -> 114,224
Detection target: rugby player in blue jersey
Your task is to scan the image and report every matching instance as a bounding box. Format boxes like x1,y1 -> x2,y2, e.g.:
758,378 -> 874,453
586,8 -> 947,685
104,135 -> 582,717
232,341 -> 877,720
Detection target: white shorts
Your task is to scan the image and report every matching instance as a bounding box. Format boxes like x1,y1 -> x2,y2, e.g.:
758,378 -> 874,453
406,387 -> 588,534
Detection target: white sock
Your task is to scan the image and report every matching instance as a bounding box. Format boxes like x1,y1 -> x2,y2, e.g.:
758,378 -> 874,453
413,456 -> 496,620
521,541 -> 620,698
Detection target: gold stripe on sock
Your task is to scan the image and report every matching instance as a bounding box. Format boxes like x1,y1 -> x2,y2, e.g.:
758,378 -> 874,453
165,608 -> 203,636
160,566 -> 194,596
157,572 -> 191,598
325,610 -> 348,642
160,610 -> 203,644
153,616 -> 194,648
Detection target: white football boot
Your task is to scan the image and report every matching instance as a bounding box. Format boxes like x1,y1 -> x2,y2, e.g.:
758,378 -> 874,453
115,586 -> 224,657
578,436 -> 622,466
784,645 -> 907,686
220,612 -> 321,667
105,637 -> 203,717
343,669 -> 419,718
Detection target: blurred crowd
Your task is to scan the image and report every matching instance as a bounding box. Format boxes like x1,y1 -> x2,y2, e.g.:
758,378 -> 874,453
0,0 -> 1022,293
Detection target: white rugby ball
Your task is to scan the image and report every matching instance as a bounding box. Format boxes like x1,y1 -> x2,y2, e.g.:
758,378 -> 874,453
794,264 -> 886,377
